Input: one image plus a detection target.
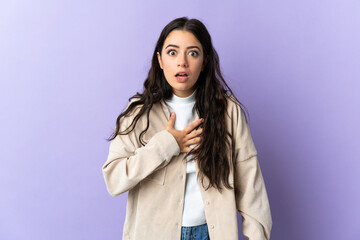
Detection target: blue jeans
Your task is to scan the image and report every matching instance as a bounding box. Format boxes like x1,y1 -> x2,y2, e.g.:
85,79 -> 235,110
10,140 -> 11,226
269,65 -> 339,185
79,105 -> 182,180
181,223 -> 210,240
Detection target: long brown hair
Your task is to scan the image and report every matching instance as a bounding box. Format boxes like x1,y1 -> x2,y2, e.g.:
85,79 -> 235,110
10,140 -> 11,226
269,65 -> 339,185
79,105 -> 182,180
107,17 -> 249,193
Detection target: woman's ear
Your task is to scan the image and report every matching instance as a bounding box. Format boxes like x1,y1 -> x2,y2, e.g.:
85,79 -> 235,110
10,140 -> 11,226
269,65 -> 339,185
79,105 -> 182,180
157,52 -> 163,69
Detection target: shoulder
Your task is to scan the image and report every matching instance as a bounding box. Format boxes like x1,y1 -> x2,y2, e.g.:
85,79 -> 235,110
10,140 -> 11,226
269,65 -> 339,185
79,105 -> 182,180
224,94 -> 251,136
225,94 -> 245,121
225,94 -> 257,158
123,96 -> 143,115
119,96 -> 145,131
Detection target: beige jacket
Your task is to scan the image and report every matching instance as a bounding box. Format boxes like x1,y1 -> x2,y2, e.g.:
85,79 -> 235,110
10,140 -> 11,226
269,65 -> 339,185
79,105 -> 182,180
102,95 -> 272,240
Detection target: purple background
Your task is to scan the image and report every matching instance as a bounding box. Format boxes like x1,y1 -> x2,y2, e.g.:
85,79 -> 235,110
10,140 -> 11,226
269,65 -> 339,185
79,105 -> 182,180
1,0 -> 359,239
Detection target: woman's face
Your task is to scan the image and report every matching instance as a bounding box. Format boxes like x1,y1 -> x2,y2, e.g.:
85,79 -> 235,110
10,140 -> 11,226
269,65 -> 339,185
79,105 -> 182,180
157,30 -> 207,97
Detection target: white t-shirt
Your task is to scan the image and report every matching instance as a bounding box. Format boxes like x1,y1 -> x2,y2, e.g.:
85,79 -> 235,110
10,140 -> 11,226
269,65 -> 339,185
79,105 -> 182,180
164,88 -> 206,227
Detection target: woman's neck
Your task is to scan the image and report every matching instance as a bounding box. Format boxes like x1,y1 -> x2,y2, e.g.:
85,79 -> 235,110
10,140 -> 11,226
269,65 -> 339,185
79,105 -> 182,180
167,88 -> 197,104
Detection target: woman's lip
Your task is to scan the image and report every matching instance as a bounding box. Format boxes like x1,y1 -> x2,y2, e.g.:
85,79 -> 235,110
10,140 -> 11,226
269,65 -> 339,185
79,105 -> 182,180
176,75 -> 189,82
176,71 -> 188,76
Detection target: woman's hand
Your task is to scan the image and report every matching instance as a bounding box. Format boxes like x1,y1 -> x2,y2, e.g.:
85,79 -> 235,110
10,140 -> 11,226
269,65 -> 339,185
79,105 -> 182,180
166,112 -> 204,153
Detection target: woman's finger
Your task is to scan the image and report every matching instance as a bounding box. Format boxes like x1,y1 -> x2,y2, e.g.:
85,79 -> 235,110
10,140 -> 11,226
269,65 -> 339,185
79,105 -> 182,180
194,127 -> 203,137
184,118 -> 204,134
185,128 -> 202,142
186,137 -> 201,146
166,112 -> 176,130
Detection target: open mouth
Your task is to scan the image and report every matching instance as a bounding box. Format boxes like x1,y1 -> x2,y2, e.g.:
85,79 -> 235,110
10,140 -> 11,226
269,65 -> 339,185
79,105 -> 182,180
175,71 -> 189,82
175,73 -> 189,82
175,73 -> 188,77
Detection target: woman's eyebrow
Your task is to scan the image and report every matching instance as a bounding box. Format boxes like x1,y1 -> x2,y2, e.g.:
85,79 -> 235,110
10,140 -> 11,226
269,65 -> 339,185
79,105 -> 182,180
165,44 -> 201,51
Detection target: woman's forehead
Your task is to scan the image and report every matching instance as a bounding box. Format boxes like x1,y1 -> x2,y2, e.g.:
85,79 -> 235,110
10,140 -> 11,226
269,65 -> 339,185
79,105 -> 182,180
164,30 -> 201,48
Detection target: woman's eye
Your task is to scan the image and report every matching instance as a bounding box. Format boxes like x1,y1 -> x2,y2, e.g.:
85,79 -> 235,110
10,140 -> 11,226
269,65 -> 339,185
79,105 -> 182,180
189,51 -> 198,57
168,50 -> 176,55
167,50 -> 198,57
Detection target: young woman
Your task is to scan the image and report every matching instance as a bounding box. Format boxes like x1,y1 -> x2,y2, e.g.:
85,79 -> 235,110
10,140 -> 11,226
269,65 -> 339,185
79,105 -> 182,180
102,17 -> 272,240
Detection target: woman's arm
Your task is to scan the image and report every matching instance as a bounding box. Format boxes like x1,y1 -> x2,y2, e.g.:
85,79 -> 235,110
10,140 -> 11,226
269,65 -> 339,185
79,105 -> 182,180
235,155 -> 272,240
232,105 -> 273,240
102,104 -> 180,197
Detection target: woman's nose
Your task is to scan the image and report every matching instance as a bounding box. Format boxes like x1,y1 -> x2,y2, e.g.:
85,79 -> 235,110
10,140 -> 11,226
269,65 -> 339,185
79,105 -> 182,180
177,53 -> 188,67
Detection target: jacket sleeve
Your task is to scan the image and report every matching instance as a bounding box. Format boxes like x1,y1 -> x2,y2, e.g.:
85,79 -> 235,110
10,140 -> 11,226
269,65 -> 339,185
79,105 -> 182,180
102,104 -> 181,197
233,104 -> 273,240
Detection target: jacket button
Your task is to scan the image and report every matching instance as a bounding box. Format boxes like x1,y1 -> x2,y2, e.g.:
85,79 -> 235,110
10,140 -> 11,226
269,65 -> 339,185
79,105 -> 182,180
180,175 -> 184,179
206,200 -> 210,205
210,224 -> 214,229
